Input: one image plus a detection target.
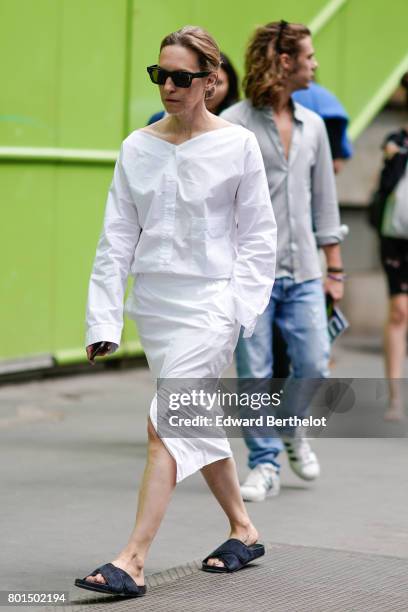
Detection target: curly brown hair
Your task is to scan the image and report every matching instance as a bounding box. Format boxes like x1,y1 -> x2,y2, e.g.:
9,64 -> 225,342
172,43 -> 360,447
243,21 -> 311,109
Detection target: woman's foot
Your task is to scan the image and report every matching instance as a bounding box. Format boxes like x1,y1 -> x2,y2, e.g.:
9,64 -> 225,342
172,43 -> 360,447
205,523 -> 259,568
84,555 -> 145,587
384,402 -> 405,421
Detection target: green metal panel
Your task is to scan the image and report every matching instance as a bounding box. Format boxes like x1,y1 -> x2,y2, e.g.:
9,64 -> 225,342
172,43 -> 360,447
313,0 -> 408,138
343,0 -> 408,138
310,3 -> 346,97
53,163 -> 112,361
1,162 -> 55,356
57,0 -> 128,149
0,0 -> 59,147
1,0 -> 408,368
1,0 -> 140,365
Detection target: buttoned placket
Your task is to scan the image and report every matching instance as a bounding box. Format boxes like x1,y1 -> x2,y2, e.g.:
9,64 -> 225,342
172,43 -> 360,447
287,119 -> 303,281
159,150 -> 177,266
269,112 -> 298,279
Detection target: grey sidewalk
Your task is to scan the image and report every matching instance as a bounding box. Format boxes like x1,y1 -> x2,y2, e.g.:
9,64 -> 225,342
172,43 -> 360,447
1,334 -> 408,611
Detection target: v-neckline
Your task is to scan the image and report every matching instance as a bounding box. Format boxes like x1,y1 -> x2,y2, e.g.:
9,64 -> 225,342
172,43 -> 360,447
138,126 -> 237,148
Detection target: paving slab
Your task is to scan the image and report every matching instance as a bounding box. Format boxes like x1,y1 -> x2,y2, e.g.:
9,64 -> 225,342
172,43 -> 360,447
59,544 -> 408,612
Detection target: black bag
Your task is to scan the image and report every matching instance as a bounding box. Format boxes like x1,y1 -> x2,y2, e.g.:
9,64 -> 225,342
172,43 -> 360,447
367,189 -> 386,232
367,130 -> 408,233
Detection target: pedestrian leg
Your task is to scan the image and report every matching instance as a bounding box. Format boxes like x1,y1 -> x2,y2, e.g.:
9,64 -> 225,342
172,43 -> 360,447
83,417 -> 177,587
200,456 -> 260,568
384,294 -> 408,420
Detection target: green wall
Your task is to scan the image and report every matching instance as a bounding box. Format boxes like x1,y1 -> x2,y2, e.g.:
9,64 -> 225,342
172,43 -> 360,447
1,0 -> 408,367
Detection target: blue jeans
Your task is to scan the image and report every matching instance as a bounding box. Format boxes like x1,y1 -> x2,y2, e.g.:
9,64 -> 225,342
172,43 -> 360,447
235,277 -> 330,470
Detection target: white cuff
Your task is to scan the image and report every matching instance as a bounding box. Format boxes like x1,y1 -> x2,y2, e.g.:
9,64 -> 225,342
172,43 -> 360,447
233,288 -> 272,339
85,324 -> 122,351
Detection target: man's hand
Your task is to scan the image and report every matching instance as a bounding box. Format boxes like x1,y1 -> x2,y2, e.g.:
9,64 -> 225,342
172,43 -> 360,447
322,243 -> 344,302
324,275 -> 344,302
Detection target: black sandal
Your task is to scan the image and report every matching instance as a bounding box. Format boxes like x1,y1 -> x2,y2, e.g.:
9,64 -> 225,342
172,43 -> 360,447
202,538 -> 265,573
75,563 -> 146,597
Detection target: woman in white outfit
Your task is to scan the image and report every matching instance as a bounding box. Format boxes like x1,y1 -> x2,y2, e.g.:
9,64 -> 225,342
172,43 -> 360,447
75,26 -> 276,599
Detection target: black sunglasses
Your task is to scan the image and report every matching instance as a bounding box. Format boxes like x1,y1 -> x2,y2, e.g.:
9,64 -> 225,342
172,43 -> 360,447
275,20 -> 289,54
147,64 -> 211,88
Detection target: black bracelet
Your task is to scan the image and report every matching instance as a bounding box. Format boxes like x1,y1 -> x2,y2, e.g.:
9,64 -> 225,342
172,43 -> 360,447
327,273 -> 347,282
327,266 -> 344,273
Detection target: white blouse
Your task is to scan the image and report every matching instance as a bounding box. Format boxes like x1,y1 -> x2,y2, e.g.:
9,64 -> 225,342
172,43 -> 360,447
86,125 -> 277,348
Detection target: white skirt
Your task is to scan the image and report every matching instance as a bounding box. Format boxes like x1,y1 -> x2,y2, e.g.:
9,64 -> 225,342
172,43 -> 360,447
125,273 -> 240,482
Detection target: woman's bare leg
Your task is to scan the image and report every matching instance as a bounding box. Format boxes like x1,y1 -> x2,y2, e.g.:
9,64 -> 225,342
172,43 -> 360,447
85,418 -> 177,586
384,294 -> 408,420
201,456 -> 259,568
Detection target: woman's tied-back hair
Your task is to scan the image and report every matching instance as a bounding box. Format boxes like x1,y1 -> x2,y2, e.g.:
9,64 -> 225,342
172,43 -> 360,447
160,26 -> 221,73
243,21 -> 311,109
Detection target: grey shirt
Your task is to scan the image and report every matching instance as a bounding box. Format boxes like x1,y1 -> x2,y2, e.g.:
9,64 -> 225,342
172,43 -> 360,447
221,99 -> 344,283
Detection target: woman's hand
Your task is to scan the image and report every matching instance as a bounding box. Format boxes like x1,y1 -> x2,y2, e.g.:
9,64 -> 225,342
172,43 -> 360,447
86,342 -> 112,365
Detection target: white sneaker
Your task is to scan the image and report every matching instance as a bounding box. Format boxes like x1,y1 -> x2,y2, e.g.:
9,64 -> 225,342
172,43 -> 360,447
282,436 -> 320,481
240,463 -> 280,502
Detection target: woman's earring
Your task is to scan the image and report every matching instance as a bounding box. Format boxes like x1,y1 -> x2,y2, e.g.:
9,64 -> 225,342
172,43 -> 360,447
205,86 -> 216,100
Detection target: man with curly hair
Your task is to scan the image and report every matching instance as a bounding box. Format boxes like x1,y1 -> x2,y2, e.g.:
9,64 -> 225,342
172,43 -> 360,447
222,21 -> 346,502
